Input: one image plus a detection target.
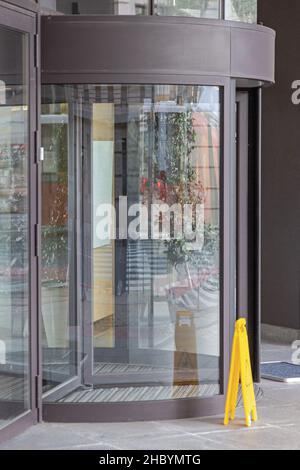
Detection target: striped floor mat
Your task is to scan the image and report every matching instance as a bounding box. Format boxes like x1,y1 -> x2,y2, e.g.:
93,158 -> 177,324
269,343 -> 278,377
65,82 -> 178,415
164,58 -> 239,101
93,362 -> 169,375
0,372 -> 262,406
58,383 -> 220,403
57,383 -> 262,405
0,375 -> 28,401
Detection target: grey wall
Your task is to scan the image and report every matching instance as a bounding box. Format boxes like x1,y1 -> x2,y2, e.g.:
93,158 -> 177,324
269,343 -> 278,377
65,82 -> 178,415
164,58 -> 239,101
258,0 -> 300,330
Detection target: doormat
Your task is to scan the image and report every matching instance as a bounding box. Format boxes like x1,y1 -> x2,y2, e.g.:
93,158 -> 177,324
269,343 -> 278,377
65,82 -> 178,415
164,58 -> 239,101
261,362 -> 300,383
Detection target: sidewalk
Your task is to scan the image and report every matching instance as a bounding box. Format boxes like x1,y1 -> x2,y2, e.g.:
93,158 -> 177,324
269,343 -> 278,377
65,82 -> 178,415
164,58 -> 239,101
1,341 -> 299,450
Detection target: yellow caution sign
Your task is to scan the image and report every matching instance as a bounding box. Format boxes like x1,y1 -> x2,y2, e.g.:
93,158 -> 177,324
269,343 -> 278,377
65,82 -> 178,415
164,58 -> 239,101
224,318 -> 258,427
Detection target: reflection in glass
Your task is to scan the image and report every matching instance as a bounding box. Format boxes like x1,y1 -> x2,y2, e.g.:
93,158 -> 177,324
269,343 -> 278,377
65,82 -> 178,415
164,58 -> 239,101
42,84 -> 221,403
155,0 -> 220,17
41,0 -> 149,15
40,0 -> 258,22
41,102 -> 77,393
92,103 -> 115,348
225,0 -> 257,23
0,26 -> 30,428
91,85 -> 220,398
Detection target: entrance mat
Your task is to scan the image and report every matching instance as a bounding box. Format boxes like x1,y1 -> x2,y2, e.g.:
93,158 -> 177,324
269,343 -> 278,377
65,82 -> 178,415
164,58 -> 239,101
261,362 -> 300,383
55,383 -> 263,404
57,383 -> 220,403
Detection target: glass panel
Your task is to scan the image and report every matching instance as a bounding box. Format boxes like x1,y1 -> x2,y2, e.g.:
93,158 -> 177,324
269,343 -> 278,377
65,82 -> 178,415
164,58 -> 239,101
92,103 -> 115,348
155,0 -> 220,17
42,84 -> 221,404
0,26 -> 30,428
225,0 -> 257,23
91,85 -> 220,399
41,98 -> 77,394
41,0 -> 257,21
40,0 -> 150,15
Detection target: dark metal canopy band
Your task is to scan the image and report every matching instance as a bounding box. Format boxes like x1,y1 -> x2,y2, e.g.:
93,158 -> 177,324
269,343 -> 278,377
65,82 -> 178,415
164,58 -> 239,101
41,16 -> 275,86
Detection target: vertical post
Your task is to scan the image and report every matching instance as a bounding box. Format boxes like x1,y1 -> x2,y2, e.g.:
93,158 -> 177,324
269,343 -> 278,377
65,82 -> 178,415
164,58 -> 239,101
222,78 -> 236,397
149,0 -> 155,15
220,0 -> 226,19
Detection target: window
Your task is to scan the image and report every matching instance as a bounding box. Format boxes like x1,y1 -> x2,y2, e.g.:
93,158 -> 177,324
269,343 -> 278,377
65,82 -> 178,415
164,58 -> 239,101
40,0 -> 257,22
42,84 -> 222,403
0,25 -> 30,428
155,0 -> 220,18
40,0 -> 150,15
225,0 -> 257,23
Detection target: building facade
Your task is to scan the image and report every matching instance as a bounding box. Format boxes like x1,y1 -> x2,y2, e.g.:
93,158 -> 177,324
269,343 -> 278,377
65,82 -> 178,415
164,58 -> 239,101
258,0 -> 300,343
0,0 -> 275,441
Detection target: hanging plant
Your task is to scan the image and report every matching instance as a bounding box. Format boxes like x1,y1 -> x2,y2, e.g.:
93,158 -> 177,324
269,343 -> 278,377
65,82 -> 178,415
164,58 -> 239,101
154,108 -> 206,269
42,121 -> 69,284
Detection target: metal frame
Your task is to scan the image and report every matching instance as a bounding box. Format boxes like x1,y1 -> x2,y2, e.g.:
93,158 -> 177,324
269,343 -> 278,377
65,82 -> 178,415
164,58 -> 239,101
82,99 -> 93,385
41,16 -> 275,87
232,88 -> 262,382
236,92 -> 249,322
0,0 -> 39,443
220,0 -> 225,19
41,75 -> 233,422
247,87 -> 262,382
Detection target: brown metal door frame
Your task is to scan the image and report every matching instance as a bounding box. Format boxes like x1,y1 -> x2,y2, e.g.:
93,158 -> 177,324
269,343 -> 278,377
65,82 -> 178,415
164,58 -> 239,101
41,98 -> 82,404
43,77 -> 233,422
236,92 -> 249,322
236,89 -> 261,381
0,0 -> 39,443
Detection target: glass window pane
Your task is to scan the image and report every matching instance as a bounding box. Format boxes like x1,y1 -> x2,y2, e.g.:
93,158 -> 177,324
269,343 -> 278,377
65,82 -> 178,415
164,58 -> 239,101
225,0 -> 257,23
41,96 -> 78,394
0,26 -> 30,428
90,84 -> 221,399
40,0 -> 150,15
92,103 -> 115,348
42,83 -> 221,404
155,0 -> 220,17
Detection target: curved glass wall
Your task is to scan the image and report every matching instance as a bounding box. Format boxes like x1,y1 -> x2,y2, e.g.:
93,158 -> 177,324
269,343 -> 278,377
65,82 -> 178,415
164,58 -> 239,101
40,0 -> 257,22
42,84 -> 221,403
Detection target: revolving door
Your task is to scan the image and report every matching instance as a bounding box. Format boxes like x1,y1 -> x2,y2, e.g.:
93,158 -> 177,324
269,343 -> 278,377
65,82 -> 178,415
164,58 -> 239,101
40,15 -> 275,421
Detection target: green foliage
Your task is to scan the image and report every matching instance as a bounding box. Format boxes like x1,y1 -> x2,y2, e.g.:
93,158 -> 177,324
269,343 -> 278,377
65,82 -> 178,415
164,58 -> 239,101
160,109 -> 199,268
42,120 -> 69,283
162,110 -> 196,191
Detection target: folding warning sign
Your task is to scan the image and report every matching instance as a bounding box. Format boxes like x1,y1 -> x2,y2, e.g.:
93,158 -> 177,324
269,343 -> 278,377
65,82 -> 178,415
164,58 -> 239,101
224,318 -> 258,427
